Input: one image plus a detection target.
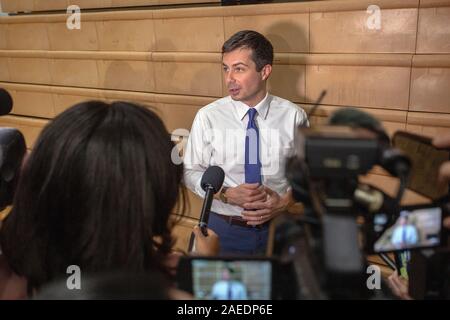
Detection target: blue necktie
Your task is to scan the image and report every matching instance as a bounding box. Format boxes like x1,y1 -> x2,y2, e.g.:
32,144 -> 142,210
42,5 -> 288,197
245,108 -> 261,184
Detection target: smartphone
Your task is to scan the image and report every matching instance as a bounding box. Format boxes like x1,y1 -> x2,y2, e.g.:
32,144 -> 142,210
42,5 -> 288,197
392,131 -> 449,199
368,203 -> 448,253
176,256 -> 277,300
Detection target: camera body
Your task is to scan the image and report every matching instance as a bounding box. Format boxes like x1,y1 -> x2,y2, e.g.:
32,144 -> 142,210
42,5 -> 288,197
294,126 -> 380,179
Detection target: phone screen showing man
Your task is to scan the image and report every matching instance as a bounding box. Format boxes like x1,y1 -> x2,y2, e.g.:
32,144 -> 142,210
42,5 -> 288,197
374,206 -> 442,253
191,259 -> 272,300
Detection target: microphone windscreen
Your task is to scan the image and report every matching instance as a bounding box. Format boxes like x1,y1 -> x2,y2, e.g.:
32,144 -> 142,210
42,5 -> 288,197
0,88 -> 13,116
328,108 -> 389,144
200,166 -> 225,193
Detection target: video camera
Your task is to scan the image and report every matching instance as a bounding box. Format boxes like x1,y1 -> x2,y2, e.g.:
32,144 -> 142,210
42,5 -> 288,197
278,108 -> 449,299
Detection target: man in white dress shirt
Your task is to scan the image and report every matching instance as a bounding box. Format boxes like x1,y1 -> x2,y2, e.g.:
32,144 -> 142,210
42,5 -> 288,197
184,30 -> 309,255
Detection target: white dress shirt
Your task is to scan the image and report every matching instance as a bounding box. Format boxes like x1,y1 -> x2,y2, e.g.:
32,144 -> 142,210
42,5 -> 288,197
183,93 -> 309,217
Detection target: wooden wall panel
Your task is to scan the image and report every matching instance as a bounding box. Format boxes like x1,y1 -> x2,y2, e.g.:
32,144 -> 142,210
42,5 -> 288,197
8,58 -> 52,84
97,60 -> 155,92
1,0 -> 220,12
50,59 -> 99,87
154,17 -> 224,52
224,13 -> 309,53
410,67 -> 450,113
154,61 -> 222,96
310,9 -> 418,53
48,22 -> 99,51
35,0 -> 70,11
306,65 -> 411,110
53,93 -> 92,115
0,25 -> 7,50
160,103 -> 203,132
268,64 -> 306,103
10,90 -> 55,118
6,23 -> 50,50
97,20 -> 155,52
417,7 -> 450,53
0,82 -> 217,135
1,0 -> 34,13
0,57 -> 10,81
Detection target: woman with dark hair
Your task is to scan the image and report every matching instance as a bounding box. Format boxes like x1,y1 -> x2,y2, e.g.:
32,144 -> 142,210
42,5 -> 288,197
0,101 -> 218,298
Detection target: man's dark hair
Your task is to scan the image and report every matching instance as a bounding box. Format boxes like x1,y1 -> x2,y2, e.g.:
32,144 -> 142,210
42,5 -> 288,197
222,30 -> 273,72
0,101 -> 186,291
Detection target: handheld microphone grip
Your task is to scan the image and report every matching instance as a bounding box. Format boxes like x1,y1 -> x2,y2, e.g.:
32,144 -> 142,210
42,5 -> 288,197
199,185 -> 215,236
188,166 -> 224,252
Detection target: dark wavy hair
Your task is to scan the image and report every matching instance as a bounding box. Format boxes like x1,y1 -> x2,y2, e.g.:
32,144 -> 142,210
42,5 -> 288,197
222,30 -> 274,72
0,101 -> 185,290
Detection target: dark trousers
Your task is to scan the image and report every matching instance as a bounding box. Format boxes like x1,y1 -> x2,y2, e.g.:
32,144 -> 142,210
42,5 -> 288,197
208,212 -> 269,256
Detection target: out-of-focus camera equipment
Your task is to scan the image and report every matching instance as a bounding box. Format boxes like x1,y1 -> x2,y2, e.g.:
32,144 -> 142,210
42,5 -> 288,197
277,106 -> 415,299
0,88 -> 27,211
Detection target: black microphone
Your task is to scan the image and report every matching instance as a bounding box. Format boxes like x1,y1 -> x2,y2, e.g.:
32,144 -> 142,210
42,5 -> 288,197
198,166 -> 225,236
188,166 -> 225,253
0,88 -> 13,116
306,90 -> 327,120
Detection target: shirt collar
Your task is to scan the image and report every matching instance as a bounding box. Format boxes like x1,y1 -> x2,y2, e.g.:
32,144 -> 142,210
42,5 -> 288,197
233,93 -> 270,121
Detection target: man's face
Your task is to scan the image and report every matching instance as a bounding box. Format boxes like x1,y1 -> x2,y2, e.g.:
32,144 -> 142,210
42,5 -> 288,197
222,47 -> 272,107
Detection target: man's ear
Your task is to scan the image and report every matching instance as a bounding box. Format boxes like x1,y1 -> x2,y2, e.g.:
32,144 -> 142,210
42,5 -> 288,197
261,64 -> 272,81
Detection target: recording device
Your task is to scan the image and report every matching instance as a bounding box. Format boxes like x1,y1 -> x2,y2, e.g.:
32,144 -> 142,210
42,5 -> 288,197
176,256 -> 297,300
0,88 -> 13,116
198,166 -> 225,236
392,131 -> 449,199
282,107 -> 415,299
0,128 -> 27,210
0,88 -> 26,211
187,166 -> 224,252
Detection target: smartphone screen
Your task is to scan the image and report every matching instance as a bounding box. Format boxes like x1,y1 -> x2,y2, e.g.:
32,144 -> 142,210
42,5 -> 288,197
392,131 -> 449,199
373,205 -> 443,253
177,257 -> 273,300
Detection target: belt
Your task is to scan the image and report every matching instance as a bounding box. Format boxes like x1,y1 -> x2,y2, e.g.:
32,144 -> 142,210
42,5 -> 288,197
213,212 -> 269,229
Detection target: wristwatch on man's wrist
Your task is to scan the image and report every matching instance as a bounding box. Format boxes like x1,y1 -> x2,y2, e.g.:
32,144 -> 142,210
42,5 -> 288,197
219,186 -> 229,204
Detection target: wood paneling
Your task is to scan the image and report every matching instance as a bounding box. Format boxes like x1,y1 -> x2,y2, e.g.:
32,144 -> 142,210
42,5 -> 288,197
1,0 -> 220,13
224,13 -> 309,53
47,22 -> 99,51
417,7 -> 450,53
97,19 -> 156,52
306,64 -> 411,110
410,67 -> 450,113
154,61 -> 222,96
6,23 -> 50,50
154,17 -> 224,52
310,9 -> 418,53
8,58 -> 52,84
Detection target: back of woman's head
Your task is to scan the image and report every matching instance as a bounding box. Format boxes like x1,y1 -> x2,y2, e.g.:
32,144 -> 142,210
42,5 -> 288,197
0,101 -> 184,289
